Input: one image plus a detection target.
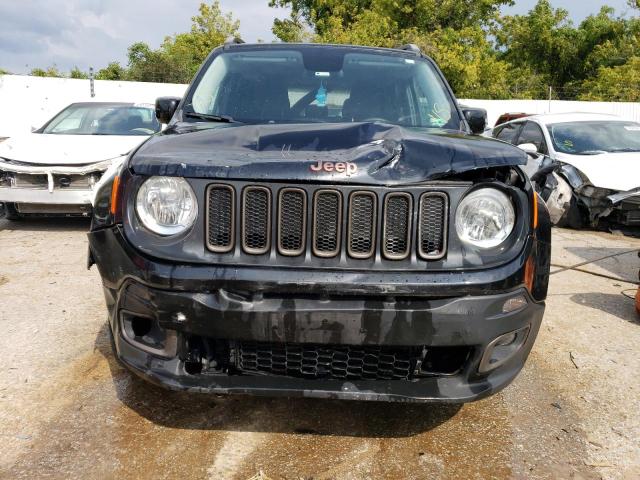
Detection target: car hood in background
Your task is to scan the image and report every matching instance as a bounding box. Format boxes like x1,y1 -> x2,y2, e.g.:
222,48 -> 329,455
130,122 -> 527,185
0,133 -> 148,165
556,152 -> 640,192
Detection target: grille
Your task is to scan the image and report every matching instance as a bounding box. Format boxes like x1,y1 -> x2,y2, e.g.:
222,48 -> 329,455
313,190 -> 342,257
206,185 -> 235,252
242,186 -> 271,254
278,188 -> 307,256
348,192 -> 376,258
418,193 -> 448,260
205,183 -> 448,262
383,193 -> 412,260
238,341 -> 423,380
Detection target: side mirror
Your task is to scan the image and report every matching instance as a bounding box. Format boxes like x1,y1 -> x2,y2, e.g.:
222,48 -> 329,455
31,125 -> 38,132
518,143 -> 539,156
155,97 -> 181,124
462,107 -> 487,135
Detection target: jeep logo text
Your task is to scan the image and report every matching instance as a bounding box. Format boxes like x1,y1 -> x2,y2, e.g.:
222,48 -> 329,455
310,160 -> 357,176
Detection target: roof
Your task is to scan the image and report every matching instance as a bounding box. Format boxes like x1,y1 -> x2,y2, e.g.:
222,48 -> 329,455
527,112 -> 630,125
224,42 -> 426,58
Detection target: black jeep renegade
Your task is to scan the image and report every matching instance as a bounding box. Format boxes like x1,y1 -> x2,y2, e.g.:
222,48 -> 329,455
88,42 -> 551,402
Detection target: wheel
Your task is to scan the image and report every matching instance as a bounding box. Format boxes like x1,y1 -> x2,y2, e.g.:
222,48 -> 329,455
2,203 -> 22,221
554,194 -> 585,229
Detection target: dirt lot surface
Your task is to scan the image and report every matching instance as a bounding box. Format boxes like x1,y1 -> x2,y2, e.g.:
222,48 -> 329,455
0,218 -> 639,480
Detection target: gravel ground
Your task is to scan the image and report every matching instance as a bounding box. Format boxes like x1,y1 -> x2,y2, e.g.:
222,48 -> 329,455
0,218 -> 639,480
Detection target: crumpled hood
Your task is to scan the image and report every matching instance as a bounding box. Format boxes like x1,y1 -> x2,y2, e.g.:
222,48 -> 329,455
130,122 -> 527,185
0,133 -> 148,165
555,151 -> 640,192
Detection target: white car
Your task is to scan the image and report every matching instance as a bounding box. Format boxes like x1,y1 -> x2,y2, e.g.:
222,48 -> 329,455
0,102 -> 160,219
490,113 -> 640,228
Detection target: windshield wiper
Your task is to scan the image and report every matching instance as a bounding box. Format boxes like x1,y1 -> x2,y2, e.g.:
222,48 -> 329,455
184,112 -> 241,124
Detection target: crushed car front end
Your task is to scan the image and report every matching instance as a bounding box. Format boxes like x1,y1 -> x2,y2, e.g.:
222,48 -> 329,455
88,43 -> 551,403
88,129 -> 550,404
0,158 -> 117,216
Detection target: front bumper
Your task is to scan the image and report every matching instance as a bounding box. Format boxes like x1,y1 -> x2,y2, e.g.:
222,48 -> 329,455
0,186 -> 94,205
0,158 -> 112,209
90,226 -> 549,403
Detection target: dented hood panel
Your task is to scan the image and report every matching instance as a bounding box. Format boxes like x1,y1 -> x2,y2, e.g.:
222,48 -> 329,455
555,151 -> 640,192
0,133 -> 147,165
129,122 -> 527,185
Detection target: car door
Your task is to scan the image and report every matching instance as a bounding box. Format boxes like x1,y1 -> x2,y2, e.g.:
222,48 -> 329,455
492,121 -> 524,144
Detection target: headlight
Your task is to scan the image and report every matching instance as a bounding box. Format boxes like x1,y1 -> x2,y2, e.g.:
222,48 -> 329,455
136,176 -> 197,235
455,188 -> 515,248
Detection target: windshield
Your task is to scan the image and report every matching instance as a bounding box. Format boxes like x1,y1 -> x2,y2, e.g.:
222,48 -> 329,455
187,47 -> 460,129
42,104 -> 161,136
549,121 -> 640,154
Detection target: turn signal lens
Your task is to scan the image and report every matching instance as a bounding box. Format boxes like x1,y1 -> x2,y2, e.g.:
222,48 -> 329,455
110,176 -> 121,216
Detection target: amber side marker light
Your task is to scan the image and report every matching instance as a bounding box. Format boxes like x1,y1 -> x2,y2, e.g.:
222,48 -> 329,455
532,191 -> 539,229
110,176 -> 121,216
524,193 -> 540,293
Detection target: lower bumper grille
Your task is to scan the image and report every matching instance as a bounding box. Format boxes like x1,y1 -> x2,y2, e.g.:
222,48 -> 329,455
238,342 -> 424,380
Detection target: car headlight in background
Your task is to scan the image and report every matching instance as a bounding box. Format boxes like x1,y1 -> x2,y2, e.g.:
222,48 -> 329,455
455,188 -> 515,249
136,176 -> 197,235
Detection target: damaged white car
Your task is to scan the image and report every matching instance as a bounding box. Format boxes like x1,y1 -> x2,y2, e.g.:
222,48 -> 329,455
491,113 -> 640,228
0,102 -> 160,219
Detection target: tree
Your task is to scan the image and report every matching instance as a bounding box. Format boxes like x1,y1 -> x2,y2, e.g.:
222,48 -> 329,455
30,66 -> 63,77
0,68 -> 9,75
496,1 -> 579,93
270,0 -> 513,42
95,62 -> 127,81
126,1 -> 239,83
69,66 -> 88,79
579,56 -> 640,101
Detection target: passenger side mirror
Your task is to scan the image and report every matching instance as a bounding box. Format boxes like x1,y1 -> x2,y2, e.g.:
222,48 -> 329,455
462,108 -> 487,135
518,143 -> 539,156
155,97 -> 181,124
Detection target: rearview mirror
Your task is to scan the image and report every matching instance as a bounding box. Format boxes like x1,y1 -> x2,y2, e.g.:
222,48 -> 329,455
517,143 -> 539,156
462,107 -> 487,135
155,97 -> 181,124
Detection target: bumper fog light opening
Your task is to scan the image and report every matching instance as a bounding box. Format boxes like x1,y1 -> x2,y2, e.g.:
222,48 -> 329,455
120,311 -> 178,358
478,326 -> 530,374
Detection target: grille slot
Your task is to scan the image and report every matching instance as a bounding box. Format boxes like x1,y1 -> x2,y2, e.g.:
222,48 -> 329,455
347,191 -> 377,258
206,184 -> 235,253
312,190 -> 342,257
242,186 -> 271,254
278,188 -> 307,256
418,192 -> 448,260
238,341 -> 422,380
383,193 -> 412,260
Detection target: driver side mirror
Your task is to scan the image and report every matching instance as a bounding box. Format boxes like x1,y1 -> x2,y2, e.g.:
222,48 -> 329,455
155,97 -> 181,124
517,143 -> 539,156
462,107 -> 487,135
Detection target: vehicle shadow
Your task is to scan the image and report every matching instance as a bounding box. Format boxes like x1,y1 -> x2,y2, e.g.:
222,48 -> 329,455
0,216 -> 90,232
94,321 -> 462,438
570,292 -> 639,324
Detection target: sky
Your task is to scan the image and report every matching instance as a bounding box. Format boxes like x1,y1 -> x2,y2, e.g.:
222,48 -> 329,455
0,0 -> 637,74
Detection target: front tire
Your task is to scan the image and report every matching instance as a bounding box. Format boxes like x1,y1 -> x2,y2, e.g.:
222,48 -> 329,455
2,203 -> 22,221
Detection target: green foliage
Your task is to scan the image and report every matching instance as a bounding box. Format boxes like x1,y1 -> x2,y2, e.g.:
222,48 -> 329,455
69,66 -> 88,79
30,66 -> 63,78
579,56 -> 640,101
0,68 -> 9,75
126,1 -> 239,83
95,62 -> 126,81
